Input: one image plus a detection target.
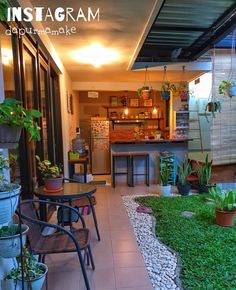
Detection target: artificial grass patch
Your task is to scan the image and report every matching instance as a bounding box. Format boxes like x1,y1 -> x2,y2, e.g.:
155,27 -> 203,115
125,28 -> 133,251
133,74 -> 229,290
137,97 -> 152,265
136,194 -> 236,290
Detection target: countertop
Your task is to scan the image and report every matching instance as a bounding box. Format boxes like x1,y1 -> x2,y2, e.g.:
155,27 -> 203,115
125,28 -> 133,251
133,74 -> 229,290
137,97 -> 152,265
110,138 -> 190,144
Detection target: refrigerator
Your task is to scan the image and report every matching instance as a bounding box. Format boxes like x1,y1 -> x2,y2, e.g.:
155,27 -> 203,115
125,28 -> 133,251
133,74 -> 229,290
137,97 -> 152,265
91,117 -> 110,174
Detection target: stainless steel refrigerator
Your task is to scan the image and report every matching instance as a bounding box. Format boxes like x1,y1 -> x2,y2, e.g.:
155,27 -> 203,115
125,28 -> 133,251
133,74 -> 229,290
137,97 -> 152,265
91,117 -> 110,174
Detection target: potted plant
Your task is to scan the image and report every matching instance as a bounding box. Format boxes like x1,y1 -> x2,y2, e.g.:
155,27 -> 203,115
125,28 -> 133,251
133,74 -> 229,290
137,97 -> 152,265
206,101 -> 221,118
0,98 -> 41,148
177,157 -> 192,196
137,86 -> 152,99
208,186 -> 236,227
177,82 -> 189,102
218,80 -> 236,98
5,247 -> 48,290
159,164 -> 171,196
161,82 -> 176,101
0,153 -> 21,224
0,0 -> 9,21
36,155 -> 63,191
0,224 -> 29,258
196,154 -> 212,193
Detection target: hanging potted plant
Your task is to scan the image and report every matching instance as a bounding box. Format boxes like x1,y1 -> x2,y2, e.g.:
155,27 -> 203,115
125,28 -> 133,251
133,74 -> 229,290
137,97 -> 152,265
196,154 -> 212,194
137,86 -> 152,100
177,81 -> 189,102
0,224 -> 29,258
208,186 -> 236,227
218,80 -> 236,98
158,164 -> 171,196
161,82 -> 176,101
36,155 -> 63,191
5,247 -> 48,290
0,153 -> 21,224
177,157 -> 192,196
0,98 -> 41,148
206,101 -> 221,118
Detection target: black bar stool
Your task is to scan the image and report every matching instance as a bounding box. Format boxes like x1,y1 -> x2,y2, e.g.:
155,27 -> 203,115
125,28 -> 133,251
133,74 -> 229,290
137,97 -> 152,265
112,153 -> 131,187
130,153 -> 149,187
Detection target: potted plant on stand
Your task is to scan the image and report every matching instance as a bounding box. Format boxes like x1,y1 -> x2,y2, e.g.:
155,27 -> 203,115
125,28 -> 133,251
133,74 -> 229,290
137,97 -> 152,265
0,98 -> 41,148
218,80 -> 236,98
36,156 -> 63,191
158,165 -> 171,196
177,158 -> 192,196
5,247 -> 48,290
196,155 -> 212,193
208,186 -> 236,227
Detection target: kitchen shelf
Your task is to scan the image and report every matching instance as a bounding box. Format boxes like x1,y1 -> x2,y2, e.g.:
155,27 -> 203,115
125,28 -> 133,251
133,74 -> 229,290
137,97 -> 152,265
104,106 -> 156,109
110,118 -> 163,121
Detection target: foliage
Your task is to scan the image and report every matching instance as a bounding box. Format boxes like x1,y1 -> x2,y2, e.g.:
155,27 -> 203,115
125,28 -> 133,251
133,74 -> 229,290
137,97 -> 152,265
0,0 -> 9,21
177,157 -> 192,185
0,152 -> 11,191
136,194 -> 236,289
160,164 -> 171,186
196,154 -> 212,185
36,155 -> 61,178
161,82 -> 177,93
0,224 -> 20,237
218,80 -> 236,95
5,247 -> 45,282
137,86 -> 151,97
208,186 -> 236,212
0,98 -> 41,141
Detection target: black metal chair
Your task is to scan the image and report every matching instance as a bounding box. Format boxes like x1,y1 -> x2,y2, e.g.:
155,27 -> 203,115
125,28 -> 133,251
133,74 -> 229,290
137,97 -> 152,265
19,199 -> 95,290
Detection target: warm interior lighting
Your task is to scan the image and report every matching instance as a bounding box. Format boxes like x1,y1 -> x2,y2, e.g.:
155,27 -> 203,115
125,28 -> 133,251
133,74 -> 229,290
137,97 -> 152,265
1,48 -> 13,66
124,108 -> 129,115
152,107 -> 157,115
73,43 -> 120,68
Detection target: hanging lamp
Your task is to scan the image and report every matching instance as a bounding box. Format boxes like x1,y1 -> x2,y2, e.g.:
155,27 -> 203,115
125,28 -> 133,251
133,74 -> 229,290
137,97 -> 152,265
137,66 -> 152,99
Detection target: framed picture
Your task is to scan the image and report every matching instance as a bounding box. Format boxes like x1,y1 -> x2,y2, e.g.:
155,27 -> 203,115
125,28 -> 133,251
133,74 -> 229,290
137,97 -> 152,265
110,96 -> 118,107
143,99 -> 153,107
130,98 -> 139,107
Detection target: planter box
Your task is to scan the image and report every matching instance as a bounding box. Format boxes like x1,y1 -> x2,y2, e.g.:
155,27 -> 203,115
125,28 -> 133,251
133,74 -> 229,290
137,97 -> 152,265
0,124 -> 22,149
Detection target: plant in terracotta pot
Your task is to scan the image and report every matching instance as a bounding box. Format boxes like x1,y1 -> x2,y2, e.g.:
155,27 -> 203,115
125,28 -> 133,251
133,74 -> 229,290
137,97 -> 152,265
137,86 -> 152,99
0,153 -> 21,224
208,186 -> 236,227
36,155 -> 63,191
196,155 -> 212,194
206,101 -> 221,118
161,82 -> 176,101
5,246 -> 48,290
0,98 -> 41,148
218,80 -> 236,98
177,157 -> 192,196
159,164 -> 171,197
177,82 -> 190,102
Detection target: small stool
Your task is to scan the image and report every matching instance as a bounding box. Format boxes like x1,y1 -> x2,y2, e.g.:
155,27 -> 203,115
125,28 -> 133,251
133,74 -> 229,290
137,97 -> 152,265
112,154 -> 131,187
130,153 -> 149,187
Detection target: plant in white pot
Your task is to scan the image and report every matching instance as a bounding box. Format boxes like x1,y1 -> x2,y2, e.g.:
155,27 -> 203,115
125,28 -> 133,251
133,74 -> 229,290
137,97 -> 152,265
5,247 -> 48,290
177,157 -> 192,196
36,155 -> 63,191
158,165 -> 171,196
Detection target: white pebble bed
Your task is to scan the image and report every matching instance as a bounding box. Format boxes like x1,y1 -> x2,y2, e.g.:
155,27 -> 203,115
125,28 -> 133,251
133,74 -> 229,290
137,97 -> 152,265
122,195 -> 181,290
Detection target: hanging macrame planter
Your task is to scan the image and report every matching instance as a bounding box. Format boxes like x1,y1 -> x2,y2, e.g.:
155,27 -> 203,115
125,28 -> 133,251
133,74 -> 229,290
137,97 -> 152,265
137,66 -> 152,99
178,66 -> 189,102
161,66 -> 176,101
218,29 -> 236,98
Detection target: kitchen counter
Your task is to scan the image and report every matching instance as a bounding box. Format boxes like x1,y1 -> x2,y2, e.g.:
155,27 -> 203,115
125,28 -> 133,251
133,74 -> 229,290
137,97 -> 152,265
110,138 -> 190,144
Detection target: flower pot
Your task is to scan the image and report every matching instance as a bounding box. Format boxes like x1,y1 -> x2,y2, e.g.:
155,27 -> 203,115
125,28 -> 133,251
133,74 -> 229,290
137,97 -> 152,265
0,224 -> 29,258
44,176 -> 63,191
179,91 -> 188,102
141,90 -> 151,100
177,182 -> 191,196
0,184 -> 21,224
229,85 -> 236,97
198,183 -> 208,194
0,124 -> 22,149
16,262 -> 48,290
158,185 -> 171,197
215,209 -> 235,227
161,91 -> 170,101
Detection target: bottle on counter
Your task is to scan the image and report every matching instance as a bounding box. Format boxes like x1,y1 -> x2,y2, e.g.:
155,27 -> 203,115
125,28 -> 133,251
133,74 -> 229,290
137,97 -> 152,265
72,127 -> 86,156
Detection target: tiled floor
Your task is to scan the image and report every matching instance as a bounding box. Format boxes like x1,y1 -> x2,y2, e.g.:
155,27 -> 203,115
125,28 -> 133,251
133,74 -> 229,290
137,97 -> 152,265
44,183 -> 158,290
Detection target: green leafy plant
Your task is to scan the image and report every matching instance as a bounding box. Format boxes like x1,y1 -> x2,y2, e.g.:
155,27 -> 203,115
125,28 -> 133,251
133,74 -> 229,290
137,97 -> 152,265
208,186 -> 236,212
0,98 -> 41,141
0,224 -> 20,237
177,157 -> 192,185
0,0 -> 9,21
137,86 -> 151,97
160,165 -> 171,186
218,80 -> 236,95
0,152 -> 11,191
5,247 -> 45,283
161,82 -> 176,93
36,155 -> 61,178
196,154 -> 212,185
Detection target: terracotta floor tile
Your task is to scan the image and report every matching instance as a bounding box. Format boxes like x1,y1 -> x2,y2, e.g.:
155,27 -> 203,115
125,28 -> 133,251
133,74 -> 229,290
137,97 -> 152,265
113,252 -> 144,268
112,239 -> 139,253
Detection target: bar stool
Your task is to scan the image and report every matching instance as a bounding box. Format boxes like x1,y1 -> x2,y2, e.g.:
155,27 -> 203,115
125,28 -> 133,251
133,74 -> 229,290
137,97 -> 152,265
130,153 -> 149,187
112,153 -> 131,187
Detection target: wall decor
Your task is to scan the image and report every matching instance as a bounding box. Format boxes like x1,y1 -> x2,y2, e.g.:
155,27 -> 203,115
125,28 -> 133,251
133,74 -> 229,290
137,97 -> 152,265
110,96 -> 118,107
143,99 -> 153,107
130,98 -> 139,107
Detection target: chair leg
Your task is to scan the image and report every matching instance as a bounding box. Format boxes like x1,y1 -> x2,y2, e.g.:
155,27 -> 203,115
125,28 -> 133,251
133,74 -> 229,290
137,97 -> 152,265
87,245 -> 95,270
88,196 -> 101,241
112,156 -> 115,188
46,271 -> 48,290
77,250 -> 91,290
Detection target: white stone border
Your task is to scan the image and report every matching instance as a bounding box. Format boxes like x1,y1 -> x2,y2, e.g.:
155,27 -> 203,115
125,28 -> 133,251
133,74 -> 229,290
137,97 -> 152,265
122,195 -> 181,290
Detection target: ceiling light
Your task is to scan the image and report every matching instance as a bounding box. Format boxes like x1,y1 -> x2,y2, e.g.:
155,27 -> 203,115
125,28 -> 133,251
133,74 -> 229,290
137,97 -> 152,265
74,43 -> 120,68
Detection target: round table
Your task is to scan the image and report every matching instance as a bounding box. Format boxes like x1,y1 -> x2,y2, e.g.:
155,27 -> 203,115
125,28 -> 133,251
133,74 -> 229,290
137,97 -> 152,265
34,182 -> 100,240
